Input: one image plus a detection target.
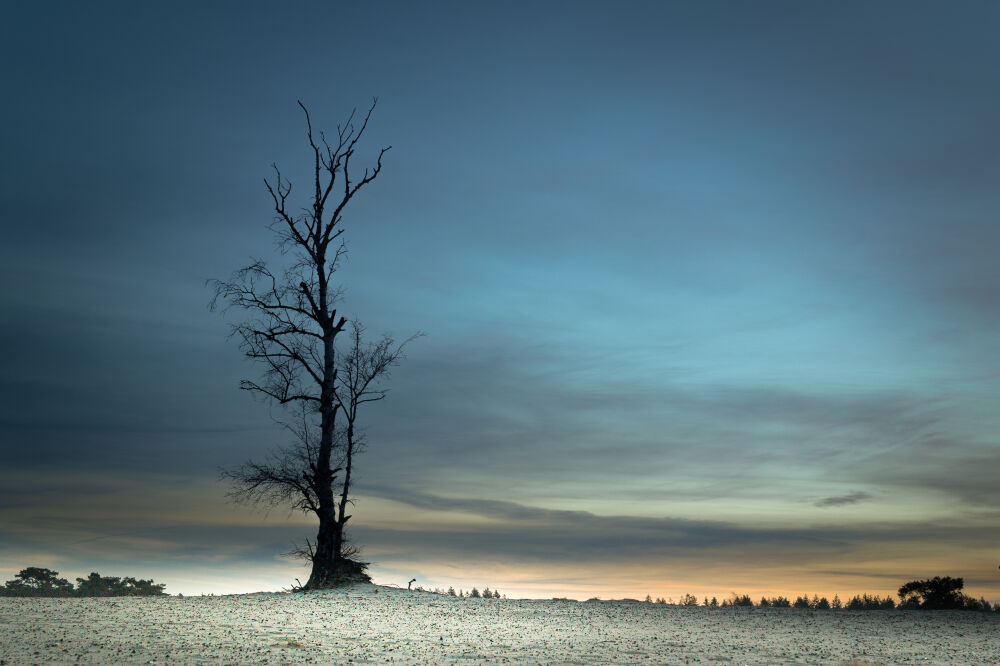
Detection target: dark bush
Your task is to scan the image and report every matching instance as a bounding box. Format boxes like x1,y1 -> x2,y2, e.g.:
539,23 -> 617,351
898,576 -> 973,610
972,597 -> 996,612
721,594 -> 753,607
1,567 -> 166,597
74,572 -> 166,597
0,567 -> 73,597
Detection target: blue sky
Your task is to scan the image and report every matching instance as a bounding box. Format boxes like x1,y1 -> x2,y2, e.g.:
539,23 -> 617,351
1,0 -> 998,599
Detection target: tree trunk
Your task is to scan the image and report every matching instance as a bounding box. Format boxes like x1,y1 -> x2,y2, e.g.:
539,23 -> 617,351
304,481 -> 369,587
305,512 -> 337,588
303,268 -> 369,589
305,516 -> 369,588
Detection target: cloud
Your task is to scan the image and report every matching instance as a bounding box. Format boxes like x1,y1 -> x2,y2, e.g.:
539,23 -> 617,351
814,492 -> 871,508
856,438 -> 1000,509
354,487 -> 997,564
815,570 -> 915,581
360,339 -> 948,500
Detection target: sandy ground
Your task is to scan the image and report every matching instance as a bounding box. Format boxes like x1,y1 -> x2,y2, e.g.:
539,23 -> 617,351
1,583 -> 997,665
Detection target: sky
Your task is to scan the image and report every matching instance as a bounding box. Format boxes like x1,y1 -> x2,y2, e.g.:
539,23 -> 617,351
1,0 -> 998,601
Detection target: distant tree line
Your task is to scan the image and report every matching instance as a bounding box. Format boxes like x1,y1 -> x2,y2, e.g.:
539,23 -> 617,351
405,583 -> 503,599
642,577 -> 997,612
0,567 -> 167,597
448,585 -> 501,598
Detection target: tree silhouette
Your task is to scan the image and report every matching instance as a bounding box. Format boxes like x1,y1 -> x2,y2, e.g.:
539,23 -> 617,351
213,100 -> 399,589
74,572 -> 166,597
0,567 -> 166,597
0,567 -> 73,597
897,576 -> 968,609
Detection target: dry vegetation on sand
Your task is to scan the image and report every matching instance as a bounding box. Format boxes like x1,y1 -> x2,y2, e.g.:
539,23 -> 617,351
1,583 -> 997,664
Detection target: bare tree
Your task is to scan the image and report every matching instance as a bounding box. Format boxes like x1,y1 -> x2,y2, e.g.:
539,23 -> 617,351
212,99 -> 397,588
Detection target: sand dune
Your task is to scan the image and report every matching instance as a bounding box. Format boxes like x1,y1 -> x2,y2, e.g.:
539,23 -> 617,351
1,583 -> 996,664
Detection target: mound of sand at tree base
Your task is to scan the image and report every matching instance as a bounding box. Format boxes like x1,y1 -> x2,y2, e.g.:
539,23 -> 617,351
1,583 -> 997,664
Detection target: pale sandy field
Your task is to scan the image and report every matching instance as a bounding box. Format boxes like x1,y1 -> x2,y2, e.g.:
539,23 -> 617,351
1,583 -> 997,664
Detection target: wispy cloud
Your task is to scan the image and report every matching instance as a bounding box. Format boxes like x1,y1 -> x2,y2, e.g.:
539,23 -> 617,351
815,492 -> 871,508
